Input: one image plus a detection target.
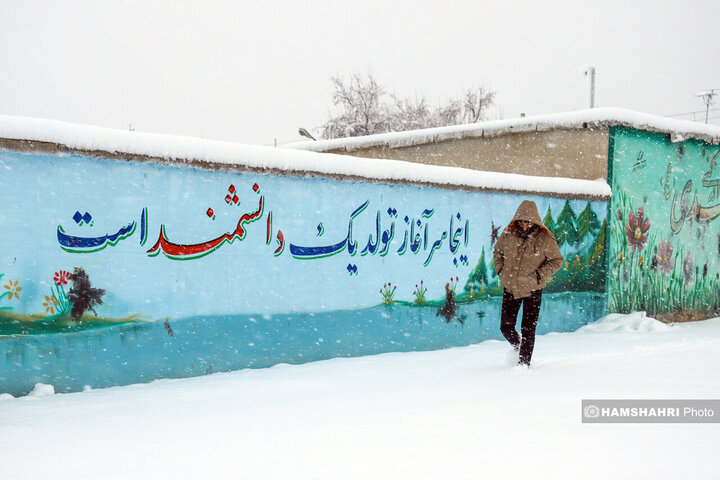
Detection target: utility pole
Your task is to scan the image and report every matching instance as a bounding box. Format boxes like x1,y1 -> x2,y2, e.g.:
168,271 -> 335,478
580,66 -> 596,108
696,89 -> 717,124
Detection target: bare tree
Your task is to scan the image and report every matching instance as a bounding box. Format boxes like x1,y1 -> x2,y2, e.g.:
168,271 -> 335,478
433,100 -> 463,127
321,73 -> 390,139
320,73 -> 495,139
390,96 -> 433,131
462,86 -> 496,123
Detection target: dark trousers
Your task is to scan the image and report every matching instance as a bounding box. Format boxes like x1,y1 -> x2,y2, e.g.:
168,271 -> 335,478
500,289 -> 542,365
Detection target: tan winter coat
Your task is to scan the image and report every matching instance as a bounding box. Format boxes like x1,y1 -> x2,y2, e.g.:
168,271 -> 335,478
493,200 -> 564,299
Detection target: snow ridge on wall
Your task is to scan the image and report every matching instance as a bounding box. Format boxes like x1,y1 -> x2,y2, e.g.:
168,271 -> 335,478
0,115 -> 610,199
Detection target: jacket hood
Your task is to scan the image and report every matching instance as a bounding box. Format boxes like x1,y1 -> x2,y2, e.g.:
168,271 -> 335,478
506,200 -> 553,237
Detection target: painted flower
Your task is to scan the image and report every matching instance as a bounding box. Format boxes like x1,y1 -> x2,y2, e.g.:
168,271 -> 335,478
616,209 -> 622,221
683,253 -> 695,285
655,240 -> 675,275
3,280 -> 21,300
43,294 -> 59,314
625,207 -> 650,252
54,270 -> 70,286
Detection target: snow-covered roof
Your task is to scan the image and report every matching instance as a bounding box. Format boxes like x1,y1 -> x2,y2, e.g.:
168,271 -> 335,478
0,114 -> 610,200
285,107 -> 720,152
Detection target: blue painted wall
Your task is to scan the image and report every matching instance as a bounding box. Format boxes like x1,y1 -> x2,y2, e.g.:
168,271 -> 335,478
0,150 -> 607,394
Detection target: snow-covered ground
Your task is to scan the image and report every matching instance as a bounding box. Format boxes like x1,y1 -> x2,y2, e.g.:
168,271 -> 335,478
1,312 -> 719,479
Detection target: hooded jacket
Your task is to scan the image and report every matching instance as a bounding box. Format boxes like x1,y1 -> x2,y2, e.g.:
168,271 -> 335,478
493,200 -> 563,299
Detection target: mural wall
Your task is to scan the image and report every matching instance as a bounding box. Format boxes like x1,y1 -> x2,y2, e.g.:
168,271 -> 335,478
608,126 -> 720,316
0,149 -> 607,395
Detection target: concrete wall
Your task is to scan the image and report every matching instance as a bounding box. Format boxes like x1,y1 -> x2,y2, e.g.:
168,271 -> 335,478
607,126 -> 720,320
321,128 -> 610,181
0,143 -> 607,396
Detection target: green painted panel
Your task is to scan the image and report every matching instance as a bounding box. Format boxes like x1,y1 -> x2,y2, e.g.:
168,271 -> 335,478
608,126 -> 720,315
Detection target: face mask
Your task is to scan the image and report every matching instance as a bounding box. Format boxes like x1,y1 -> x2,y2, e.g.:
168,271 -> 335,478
515,223 -> 536,239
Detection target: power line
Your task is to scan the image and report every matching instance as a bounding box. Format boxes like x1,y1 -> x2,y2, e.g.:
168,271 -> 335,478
665,107 -> 720,118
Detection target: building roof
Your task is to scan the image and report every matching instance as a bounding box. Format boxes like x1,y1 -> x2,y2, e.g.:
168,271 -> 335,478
285,107 -> 720,152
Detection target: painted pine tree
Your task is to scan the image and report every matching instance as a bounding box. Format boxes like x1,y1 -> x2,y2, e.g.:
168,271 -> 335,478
543,206 -> 556,235
554,200 -> 578,247
576,202 -> 601,241
464,246 -> 490,295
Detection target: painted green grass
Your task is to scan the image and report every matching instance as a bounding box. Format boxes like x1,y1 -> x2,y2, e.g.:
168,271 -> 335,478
0,311 -> 150,336
608,191 -> 720,316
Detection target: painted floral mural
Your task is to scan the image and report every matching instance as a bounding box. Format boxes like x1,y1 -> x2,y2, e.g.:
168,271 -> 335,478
0,276 -> 21,310
655,240 -> 674,274
608,127 -> 720,317
625,207 -> 650,252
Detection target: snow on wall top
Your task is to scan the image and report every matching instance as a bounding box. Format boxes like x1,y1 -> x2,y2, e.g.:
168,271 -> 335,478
0,114 -> 610,199
285,107 -> 720,152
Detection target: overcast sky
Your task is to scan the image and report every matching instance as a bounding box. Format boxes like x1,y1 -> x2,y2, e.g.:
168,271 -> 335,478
1,0 -> 719,146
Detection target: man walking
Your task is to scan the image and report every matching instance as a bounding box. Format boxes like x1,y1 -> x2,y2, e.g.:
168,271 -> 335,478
493,200 -> 563,366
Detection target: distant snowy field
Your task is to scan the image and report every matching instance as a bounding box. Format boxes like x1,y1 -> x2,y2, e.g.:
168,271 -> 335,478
1,312 -> 719,479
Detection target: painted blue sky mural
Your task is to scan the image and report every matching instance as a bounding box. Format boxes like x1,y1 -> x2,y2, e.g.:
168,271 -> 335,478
0,151 -> 607,321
